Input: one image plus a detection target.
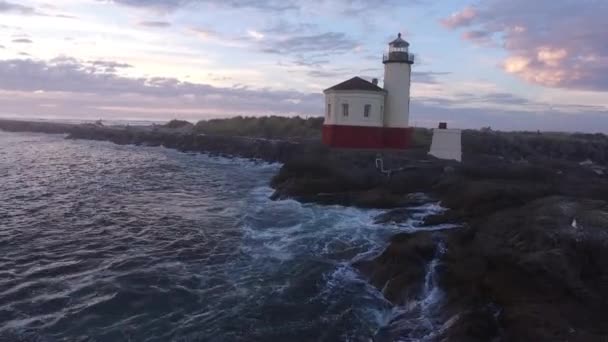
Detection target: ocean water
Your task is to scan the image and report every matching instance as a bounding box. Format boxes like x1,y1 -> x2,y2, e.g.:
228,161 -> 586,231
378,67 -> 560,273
0,131 -> 448,341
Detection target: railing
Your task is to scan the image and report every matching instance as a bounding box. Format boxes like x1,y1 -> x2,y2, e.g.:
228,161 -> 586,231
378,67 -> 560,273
383,52 -> 415,63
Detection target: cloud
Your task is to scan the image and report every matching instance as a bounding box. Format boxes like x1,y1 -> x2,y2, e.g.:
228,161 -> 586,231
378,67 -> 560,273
0,0 -> 74,17
440,0 -> 608,91
410,100 -> 608,133
0,1 -> 37,15
190,26 -> 359,60
307,69 -> 350,79
54,13 -> 77,19
412,71 -> 451,84
414,91 -> 532,109
440,6 -> 477,28
0,57 -> 606,132
12,38 -> 33,44
260,32 -> 357,55
189,27 -> 219,40
461,30 -> 494,46
137,20 -> 172,28
100,0 -> 420,14
100,0 -> 298,12
478,92 -> 530,105
247,29 -> 265,40
289,58 -> 330,67
0,57 -> 322,117
0,45 -> 4,49
263,20 -> 317,35
88,60 -> 133,73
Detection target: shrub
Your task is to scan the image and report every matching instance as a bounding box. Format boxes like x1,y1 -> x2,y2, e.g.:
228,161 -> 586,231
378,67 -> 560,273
164,119 -> 193,129
193,116 -> 323,140
411,127 -> 432,148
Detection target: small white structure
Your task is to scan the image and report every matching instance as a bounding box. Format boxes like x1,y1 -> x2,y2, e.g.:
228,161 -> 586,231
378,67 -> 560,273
429,124 -> 462,162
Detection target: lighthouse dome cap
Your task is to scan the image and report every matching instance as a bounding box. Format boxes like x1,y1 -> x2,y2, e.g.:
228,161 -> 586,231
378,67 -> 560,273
389,33 -> 409,48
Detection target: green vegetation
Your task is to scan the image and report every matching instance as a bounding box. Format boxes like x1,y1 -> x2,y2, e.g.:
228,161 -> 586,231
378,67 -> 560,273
194,116 -> 324,140
164,119 -> 194,129
411,127 -> 433,148
191,116 -> 434,146
463,130 -> 608,164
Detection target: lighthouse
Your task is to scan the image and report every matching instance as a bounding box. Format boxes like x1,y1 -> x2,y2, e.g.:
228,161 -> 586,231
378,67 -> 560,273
382,33 -> 414,148
322,33 -> 415,149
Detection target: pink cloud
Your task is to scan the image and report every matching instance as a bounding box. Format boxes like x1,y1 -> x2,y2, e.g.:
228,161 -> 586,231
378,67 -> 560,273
440,6 -> 478,28
440,0 -> 608,91
461,30 -> 494,46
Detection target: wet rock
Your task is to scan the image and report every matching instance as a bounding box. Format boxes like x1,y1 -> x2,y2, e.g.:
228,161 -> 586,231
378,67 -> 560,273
354,231 -> 438,305
270,153 -> 448,209
422,210 -> 463,226
434,306 -> 502,342
373,208 -> 415,225
365,192 -> 608,341
62,125 -> 319,163
440,196 -> 608,341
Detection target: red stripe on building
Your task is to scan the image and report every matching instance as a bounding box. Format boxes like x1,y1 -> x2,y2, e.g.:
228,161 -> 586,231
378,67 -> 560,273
322,125 -> 413,149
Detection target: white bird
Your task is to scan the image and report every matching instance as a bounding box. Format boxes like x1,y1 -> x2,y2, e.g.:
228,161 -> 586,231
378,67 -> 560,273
571,218 -> 578,229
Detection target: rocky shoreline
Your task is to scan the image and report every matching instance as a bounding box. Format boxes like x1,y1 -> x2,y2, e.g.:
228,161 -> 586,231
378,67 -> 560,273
2,119 -> 608,341
0,119 -> 320,163
270,142 -> 608,340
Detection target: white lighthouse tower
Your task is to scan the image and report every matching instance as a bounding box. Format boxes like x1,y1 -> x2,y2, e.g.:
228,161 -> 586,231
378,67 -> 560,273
383,33 -> 414,130
321,33 -> 415,149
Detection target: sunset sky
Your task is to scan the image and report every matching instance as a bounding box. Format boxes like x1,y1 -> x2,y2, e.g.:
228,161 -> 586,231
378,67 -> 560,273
1,0 -> 607,132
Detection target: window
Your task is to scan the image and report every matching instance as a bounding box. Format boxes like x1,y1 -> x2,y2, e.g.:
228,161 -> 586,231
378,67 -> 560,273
342,103 -> 349,117
364,104 -> 371,118
327,103 -> 331,118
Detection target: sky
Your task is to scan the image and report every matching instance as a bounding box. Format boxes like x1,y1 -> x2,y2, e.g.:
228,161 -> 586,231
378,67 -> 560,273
0,0 -> 607,132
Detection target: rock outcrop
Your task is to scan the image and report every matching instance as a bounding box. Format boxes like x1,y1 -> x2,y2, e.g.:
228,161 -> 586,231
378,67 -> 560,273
270,150 -> 450,208
269,150 -> 608,340
354,231 -> 439,305
438,197 -> 608,341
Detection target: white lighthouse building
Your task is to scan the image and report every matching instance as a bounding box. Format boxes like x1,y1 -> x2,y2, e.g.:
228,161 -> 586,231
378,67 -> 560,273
322,33 -> 415,149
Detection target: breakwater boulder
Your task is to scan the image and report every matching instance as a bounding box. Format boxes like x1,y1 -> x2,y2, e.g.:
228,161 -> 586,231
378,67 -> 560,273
64,124 -> 322,163
0,119 -> 329,164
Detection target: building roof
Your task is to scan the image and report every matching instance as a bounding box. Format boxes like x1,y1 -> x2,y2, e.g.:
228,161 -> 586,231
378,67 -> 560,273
324,76 -> 385,93
389,33 -> 410,48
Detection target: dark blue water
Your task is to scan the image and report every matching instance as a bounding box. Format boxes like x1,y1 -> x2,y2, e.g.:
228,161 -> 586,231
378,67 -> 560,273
0,131 -> 448,341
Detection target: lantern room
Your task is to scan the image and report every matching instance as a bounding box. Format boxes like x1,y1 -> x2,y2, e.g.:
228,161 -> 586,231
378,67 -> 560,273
383,33 -> 415,64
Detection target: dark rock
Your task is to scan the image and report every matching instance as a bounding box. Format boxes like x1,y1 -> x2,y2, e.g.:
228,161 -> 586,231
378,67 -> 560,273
373,208 -> 415,225
422,210 -> 463,226
270,152 -> 448,208
354,231 -> 438,305
439,196 -> 608,341
434,305 -> 502,342
0,119 -> 77,134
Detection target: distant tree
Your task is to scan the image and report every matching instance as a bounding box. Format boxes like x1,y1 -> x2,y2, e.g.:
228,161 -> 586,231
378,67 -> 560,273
164,119 -> 193,129
193,116 -> 323,140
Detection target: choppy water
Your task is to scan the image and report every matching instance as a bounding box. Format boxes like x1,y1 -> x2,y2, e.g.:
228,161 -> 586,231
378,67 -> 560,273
0,131 -> 449,341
